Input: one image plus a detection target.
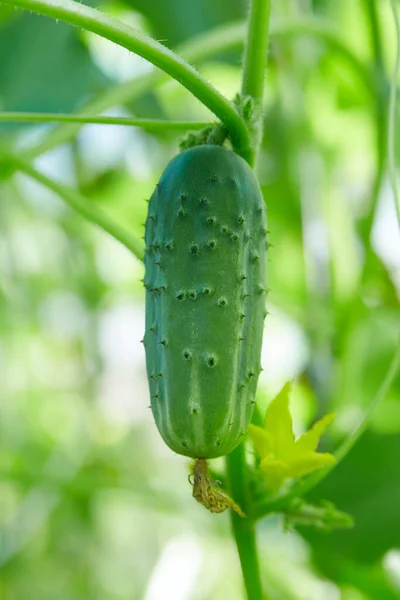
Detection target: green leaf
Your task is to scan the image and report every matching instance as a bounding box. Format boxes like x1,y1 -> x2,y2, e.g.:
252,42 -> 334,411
303,432 -> 400,564
0,15 -> 107,115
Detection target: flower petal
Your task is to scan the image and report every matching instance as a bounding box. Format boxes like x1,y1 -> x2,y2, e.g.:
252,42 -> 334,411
294,412 -> 335,454
248,424 -> 273,458
260,456 -> 290,492
286,452 -> 336,479
264,382 -> 295,458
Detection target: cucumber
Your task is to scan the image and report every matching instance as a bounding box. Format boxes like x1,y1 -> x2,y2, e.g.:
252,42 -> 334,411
143,145 -> 267,459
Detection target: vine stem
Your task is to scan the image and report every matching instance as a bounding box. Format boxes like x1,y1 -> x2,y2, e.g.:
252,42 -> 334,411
0,0 -> 252,163
389,0 -> 400,227
0,150 -> 143,261
226,445 -> 263,600
0,113 -> 213,130
241,0 -> 271,101
224,2 -> 271,599
358,0 -> 388,247
241,0 -> 271,155
1,19 -> 373,167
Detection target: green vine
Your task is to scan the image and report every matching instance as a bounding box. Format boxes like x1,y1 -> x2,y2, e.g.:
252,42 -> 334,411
0,17 -> 373,177
358,0 -> 388,248
0,150 -> 143,262
389,0 -> 400,227
240,0 -> 271,157
0,113 -> 213,130
0,0 -> 252,162
227,445 -> 263,600
0,19 -> 371,160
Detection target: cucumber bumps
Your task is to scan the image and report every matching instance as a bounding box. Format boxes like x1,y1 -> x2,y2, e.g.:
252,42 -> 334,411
144,145 -> 267,460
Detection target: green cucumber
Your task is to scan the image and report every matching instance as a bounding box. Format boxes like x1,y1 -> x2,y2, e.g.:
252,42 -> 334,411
144,145 -> 267,459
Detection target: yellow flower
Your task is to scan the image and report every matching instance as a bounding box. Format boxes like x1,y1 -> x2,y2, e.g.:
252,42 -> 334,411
248,383 -> 336,492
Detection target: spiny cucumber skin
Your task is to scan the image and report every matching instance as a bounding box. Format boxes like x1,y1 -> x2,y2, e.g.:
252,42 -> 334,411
144,145 -> 267,459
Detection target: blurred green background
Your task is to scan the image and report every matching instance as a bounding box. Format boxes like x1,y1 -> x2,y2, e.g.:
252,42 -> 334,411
1,0 -> 400,598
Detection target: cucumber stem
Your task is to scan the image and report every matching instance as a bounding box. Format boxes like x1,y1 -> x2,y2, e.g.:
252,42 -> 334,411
226,445 -> 263,600
241,0 -> 272,159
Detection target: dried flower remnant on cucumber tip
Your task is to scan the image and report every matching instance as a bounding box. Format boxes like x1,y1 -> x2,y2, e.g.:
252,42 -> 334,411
191,458 -> 245,517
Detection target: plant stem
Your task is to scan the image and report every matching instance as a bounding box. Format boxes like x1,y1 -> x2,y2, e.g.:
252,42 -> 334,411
358,0 -> 388,246
241,0 -> 271,154
25,73 -> 165,160
272,20 -> 374,98
364,0 -> 385,72
22,22 -> 247,158
388,0 -> 400,227
242,0 -> 271,101
0,113 -> 213,130
226,445 -> 263,600
1,0 -> 252,162
0,150 -> 143,262
254,338 -> 400,518
2,18 -> 372,167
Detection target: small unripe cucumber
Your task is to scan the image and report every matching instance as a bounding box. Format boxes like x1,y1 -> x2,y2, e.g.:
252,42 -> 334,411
144,145 -> 267,459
